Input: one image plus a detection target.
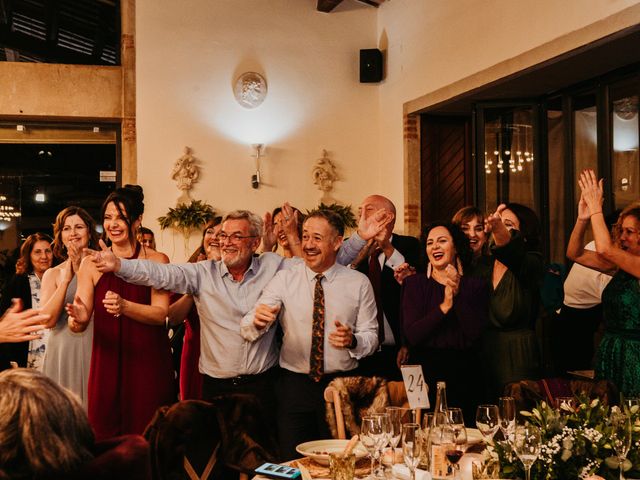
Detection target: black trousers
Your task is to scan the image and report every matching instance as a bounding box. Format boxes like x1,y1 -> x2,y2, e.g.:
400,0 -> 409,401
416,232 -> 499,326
202,368 -> 279,437
277,369 -> 348,460
552,305 -> 602,375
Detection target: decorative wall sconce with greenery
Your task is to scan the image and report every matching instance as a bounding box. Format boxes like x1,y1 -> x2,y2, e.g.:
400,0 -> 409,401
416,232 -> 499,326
158,200 -> 216,254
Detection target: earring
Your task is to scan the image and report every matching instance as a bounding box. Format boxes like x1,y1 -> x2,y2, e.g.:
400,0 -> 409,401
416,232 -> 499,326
456,257 -> 464,276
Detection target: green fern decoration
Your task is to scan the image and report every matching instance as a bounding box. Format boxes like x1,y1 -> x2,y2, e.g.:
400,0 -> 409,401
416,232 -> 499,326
157,200 -> 216,238
308,202 -> 357,229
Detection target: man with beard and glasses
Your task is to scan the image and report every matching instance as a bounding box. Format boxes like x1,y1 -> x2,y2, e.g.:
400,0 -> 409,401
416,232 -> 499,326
241,209 -> 378,458
85,207 -> 391,434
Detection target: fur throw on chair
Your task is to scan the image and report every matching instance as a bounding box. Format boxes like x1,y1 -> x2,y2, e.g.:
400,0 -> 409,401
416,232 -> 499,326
325,376 -> 389,439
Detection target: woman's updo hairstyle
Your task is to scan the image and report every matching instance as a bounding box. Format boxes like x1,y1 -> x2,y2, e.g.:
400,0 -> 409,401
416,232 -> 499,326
100,185 -> 145,245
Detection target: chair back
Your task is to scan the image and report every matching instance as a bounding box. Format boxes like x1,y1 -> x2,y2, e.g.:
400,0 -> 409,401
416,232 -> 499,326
324,376 -> 391,439
144,396 -> 276,480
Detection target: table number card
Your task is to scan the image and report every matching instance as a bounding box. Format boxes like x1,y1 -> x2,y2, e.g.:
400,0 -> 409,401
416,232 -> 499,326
401,364 -> 430,409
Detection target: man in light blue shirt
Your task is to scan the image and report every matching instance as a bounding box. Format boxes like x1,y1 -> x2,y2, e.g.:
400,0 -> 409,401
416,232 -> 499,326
241,209 -> 378,458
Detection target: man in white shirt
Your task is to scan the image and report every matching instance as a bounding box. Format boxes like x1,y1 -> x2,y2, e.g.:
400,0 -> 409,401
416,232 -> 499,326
241,209 -> 378,458
84,208 -> 390,404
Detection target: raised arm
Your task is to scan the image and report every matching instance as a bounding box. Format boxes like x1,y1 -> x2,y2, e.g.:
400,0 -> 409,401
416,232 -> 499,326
66,256 -> 98,333
40,263 -> 74,328
566,190 -> 615,273
580,169 -> 640,277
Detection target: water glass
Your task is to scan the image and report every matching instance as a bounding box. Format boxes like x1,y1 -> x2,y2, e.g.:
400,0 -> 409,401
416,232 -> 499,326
513,424 -> 541,480
498,397 -> 516,442
361,415 -> 383,479
610,412 -> 632,480
402,423 -> 422,480
385,407 -> 405,449
475,405 -> 499,442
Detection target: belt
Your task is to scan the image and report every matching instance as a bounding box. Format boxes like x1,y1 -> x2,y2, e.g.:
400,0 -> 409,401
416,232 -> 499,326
208,367 -> 275,387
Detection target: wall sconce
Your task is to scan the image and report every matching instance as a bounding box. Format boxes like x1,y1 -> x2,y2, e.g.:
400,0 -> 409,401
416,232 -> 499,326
251,143 -> 265,189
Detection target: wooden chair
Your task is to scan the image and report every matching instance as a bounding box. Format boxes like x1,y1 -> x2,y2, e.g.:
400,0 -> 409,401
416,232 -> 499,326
324,377 -> 409,439
144,396 -> 276,480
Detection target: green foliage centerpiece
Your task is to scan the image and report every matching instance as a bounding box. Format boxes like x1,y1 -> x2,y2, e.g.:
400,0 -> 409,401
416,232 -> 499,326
489,397 -> 640,480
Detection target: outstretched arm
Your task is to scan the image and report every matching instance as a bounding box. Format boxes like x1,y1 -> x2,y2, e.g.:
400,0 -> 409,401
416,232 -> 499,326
0,299 -> 49,343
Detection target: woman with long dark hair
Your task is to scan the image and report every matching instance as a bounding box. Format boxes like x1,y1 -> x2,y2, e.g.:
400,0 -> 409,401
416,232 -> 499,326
400,222 -> 489,422
482,203 -> 543,399
40,207 -> 99,409
66,185 -> 175,439
0,233 -> 53,371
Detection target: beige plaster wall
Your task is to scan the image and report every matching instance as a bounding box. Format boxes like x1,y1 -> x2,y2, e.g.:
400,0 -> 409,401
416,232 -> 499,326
376,0 -> 640,228
136,0 -> 380,260
0,63 -> 122,119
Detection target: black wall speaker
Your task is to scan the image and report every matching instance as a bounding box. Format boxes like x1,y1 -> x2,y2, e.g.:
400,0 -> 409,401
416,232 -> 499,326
360,48 -> 383,83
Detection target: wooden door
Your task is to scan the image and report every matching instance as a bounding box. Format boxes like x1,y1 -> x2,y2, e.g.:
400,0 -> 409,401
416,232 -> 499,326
420,116 -> 473,226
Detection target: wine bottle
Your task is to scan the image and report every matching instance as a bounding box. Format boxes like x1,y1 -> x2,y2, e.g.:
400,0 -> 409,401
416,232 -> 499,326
429,381 -> 453,479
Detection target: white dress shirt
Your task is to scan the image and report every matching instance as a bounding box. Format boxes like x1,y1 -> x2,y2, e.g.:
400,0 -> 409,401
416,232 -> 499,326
241,261 -> 379,374
373,237 -> 405,346
563,241 -> 612,309
116,235 -> 366,378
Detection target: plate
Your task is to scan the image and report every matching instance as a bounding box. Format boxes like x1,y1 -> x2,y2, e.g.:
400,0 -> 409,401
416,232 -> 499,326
466,428 -> 483,444
295,439 -> 369,466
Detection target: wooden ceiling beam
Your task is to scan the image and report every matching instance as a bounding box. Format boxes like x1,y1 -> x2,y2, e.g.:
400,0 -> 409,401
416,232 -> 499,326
317,0 -> 343,13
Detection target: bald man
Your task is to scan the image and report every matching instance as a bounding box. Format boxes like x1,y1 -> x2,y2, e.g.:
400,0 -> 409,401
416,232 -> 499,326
353,194 -> 422,380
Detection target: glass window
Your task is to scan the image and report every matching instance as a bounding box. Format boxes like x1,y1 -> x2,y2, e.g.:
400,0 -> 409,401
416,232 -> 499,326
611,78 -> 639,211
547,97 -> 565,263
572,93 -> 598,206
483,106 -> 536,213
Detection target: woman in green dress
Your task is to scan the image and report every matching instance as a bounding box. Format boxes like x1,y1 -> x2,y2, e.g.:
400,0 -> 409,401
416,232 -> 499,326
453,204 -> 543,401
567,170 -> 640,396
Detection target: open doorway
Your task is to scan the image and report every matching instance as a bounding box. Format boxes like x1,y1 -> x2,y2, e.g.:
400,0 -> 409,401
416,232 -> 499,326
0,123 -> 118,292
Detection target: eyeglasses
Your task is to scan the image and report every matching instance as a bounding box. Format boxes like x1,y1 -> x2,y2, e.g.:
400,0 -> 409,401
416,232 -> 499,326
217,232 -> 258,243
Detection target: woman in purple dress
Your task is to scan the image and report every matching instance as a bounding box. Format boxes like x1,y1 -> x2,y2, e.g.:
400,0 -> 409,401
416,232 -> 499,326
401,222 -> 489,423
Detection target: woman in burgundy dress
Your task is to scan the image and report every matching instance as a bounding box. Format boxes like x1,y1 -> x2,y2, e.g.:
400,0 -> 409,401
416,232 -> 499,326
400,222 -> 489,424
167,216 -> 222,400
67,185 -> 174,439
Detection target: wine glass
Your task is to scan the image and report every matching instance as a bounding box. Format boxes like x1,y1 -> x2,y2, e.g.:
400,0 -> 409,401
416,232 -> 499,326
371,412 -> 390,477
386,407 -> 407,458
361,415 -> 383,479
498,397 -> 516,442
442,424 -> 467,479
610,412 -> 632,480
448,408 -> 466,443
476,404 -> 500,443
513,424 -> 541,480
402,423 -> 422,480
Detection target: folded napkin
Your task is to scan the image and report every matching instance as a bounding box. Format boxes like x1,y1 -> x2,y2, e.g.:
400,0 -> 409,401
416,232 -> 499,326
391,465 -> 431,480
